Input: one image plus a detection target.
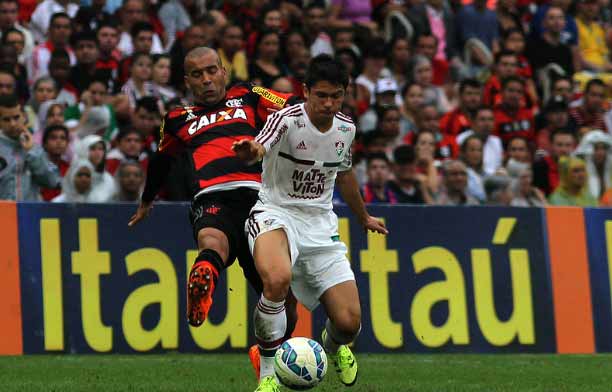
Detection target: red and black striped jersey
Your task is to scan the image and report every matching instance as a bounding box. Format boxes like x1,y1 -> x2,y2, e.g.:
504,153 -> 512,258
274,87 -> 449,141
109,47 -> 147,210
157,83 -> 296,198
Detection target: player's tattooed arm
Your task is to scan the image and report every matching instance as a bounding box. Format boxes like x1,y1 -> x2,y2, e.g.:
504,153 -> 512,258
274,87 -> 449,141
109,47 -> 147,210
232,139 -> 266,165
336,169 -> 389,235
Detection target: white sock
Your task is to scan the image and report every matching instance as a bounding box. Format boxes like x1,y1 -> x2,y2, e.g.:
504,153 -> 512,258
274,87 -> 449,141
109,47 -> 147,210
254,295 -> 287,379
323,326 -> 341,354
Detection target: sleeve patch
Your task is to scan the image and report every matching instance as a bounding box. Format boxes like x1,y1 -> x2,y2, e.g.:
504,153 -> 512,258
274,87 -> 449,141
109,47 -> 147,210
252,86 -> 287,107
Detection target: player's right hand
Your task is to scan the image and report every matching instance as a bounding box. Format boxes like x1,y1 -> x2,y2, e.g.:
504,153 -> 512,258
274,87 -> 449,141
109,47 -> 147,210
362,215 -> 389,235
128,201 -> 153,227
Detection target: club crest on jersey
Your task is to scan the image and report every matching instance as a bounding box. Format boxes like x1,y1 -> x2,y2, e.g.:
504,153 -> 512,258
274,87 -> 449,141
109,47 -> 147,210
294,119 -> 305,128
335,141 -> 345,157
187,108 -> 248,135
338,124 -> 351,133
226,98 -> 243,108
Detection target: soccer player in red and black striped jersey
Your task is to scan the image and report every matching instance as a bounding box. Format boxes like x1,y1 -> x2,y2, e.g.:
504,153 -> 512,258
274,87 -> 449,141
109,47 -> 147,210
128,47 -> 300,331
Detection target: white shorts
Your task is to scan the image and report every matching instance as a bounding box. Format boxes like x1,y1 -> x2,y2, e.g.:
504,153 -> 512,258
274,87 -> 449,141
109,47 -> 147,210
246,202 -> 355,311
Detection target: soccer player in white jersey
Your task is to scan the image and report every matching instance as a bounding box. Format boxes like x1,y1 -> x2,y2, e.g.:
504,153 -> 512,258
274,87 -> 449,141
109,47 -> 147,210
233,54 -> 388,392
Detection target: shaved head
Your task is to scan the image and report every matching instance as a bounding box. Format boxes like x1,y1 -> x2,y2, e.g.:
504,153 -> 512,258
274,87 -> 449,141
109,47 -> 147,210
184,47 -> 227,105
185,47 -> 220,69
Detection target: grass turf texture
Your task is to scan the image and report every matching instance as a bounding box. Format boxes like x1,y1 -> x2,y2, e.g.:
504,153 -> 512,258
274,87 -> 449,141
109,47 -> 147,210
1,354 -> 610,391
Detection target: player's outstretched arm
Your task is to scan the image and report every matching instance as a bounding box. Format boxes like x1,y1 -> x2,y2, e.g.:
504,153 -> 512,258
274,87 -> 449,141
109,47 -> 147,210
232,139 -> 265,165
336,169 -> 389,235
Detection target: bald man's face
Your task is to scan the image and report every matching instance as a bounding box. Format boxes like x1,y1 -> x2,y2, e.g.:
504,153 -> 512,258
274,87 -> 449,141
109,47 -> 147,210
184,50 -> 227,105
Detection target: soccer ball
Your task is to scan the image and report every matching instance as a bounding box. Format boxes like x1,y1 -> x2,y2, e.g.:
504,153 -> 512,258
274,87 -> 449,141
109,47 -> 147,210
274,337 -> 328,390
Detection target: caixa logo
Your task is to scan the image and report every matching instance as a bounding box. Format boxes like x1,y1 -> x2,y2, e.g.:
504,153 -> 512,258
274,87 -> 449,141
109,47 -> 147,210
187,108 -> 248,135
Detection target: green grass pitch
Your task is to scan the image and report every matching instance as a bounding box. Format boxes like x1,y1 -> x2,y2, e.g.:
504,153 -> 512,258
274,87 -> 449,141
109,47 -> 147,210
1,354 -> 611,391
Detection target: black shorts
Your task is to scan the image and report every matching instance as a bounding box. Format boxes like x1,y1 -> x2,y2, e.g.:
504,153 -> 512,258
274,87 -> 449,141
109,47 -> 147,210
189,188 -> 263,293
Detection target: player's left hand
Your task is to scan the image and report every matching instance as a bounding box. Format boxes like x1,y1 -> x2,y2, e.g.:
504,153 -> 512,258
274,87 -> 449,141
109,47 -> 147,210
362,215 -> 388,235
128,201 -> 153,227
232,139 -> 262,165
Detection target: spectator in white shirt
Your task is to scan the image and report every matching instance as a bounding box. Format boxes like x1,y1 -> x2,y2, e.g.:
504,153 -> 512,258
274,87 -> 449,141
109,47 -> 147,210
303,3 -> 333,56
117,0 -> 163,57
29,0 -> 79,44
28,12 -> 75,84
457,106 -> 503,175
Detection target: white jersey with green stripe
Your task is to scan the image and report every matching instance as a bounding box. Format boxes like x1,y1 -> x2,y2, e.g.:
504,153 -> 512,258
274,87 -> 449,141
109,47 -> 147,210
255,103 -> 356,212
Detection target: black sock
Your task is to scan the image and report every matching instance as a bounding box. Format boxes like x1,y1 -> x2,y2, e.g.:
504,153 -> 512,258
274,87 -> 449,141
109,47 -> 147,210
194,249 -> 224,284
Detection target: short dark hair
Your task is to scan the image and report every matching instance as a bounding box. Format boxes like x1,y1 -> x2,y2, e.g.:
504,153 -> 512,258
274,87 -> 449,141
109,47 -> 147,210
135,96 -> 159,114
0,94 -> 19,108
495,50 -> 516,64
393,145 -> 415,165
305,1 -> 326,12
151,53 -> 171,65
50,12 -> 71,27
552,75 -> 572,86
507,135 -> 529,148
550,128 -> 576,142
1,28 -> 23,46
585,78 -> 605,94
0,65 -> 15,81
366,152 -> 390,166
130,21 -> 154,39
254,29 -> 279,53
333,26 -> 354,38
416,33 -> 438,46
50,48 -> 70,61
474,105 -> 494,116
86,74 -> 110,90
460,134 -> 483,154
98,20 -> 118,31
501,75 -> 524,90
131,51 -> 151,66
502,28 -> 524,41
219,23 -> 242,37
400,81 -> 420,99
363,38 -> 387,59
117,128 -> 143,142
362,130 -> 386,147
71,30 -> 97,47
257,3 -> 281,25
304,54 -> 349,89
459,78 -> 481,94
117,160 -> 143,175
42,124 -> 69,144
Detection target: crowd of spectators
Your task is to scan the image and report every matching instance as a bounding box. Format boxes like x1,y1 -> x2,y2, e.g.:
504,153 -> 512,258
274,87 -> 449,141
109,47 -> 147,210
3,0 -> 612,207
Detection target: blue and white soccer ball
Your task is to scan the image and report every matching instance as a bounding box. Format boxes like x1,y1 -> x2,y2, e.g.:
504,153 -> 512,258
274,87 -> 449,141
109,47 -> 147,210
274,337 -> 328,390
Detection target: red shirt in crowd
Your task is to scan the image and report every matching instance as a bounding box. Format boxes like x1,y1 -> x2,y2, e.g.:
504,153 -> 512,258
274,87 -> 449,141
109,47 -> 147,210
439,108 -> 472,137
40,159 -> 69,201
483,75 -> 502,107
483,74 -> 534,109
569,106 -> 608,132
517,55 -> 533,79
432,58 -> 449,86
493,104 -> 535,145
105,150 -> 149,176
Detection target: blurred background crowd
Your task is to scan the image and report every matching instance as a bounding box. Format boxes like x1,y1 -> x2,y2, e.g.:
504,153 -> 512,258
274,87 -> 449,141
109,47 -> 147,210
3,0 -> 612,207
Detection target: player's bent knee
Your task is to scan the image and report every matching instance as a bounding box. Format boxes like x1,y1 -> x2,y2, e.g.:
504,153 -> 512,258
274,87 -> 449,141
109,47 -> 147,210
262,272 -> 291,300
335,308 -> 362,337
197,228 -> 229,261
